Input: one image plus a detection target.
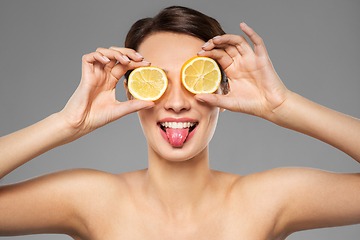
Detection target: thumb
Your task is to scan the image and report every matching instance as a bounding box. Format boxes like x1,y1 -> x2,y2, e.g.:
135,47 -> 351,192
195,94 -> 232,110
113,100 -> 154,120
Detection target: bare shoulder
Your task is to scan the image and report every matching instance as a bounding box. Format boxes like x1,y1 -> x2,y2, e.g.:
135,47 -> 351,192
210,167 -> 346,203
26,168 -> 129,194
233,166 -> 359,195
51,168 -> 134,206
230,167 -> 360,236
1,168 -> 132,213
0,168 -> 126,198
0,168 -> 130,237
232,167 -> 330,191
223,168 -> 313,238
229,167 -> 331,204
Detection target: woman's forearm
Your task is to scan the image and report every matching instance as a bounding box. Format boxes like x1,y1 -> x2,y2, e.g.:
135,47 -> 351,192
271,92 -> 360,162
0,113 -> 76,179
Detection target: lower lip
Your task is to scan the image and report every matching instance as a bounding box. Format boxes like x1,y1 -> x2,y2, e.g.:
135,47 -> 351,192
158,125 -> 197,146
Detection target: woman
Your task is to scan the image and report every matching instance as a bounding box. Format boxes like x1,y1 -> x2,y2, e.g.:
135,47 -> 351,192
0,6 -> 359,239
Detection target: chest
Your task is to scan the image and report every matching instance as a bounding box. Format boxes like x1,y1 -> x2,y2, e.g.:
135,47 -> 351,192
83,203 -> 279,240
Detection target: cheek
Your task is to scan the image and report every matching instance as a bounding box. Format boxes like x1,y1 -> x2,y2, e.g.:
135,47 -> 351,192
210,110 -> 220,129
137,111 -> 153,135
203,107 -> 220,134
205,104 -> 220,118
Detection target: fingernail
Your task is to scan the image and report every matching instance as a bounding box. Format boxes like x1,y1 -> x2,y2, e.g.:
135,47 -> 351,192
213,35 -> 222,40
241,22 -> 247,26
202,42 -> 210,48
196,98 -> 205,103
144,105 -> 154,109
122,55 -> 130,62
135,52 -> 144,59
197,50 -> 205,55
142,60 -> 151,64
102,56 -> 110,62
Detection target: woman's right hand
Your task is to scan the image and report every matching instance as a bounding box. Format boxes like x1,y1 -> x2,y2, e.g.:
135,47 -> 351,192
59,47 -> 154,139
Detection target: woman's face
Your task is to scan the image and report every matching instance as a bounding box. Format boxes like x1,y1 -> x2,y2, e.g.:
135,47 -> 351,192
135,32 -> 220,162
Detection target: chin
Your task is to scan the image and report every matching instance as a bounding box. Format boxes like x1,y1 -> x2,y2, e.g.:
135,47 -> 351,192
148,138 -> 209,163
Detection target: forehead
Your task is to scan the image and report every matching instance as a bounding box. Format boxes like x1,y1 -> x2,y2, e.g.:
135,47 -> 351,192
137,32 -> 205,71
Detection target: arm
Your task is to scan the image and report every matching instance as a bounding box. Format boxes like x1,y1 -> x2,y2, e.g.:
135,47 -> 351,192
0,47 -> 152,236
197,23 -> 360,233
197,23 -> 360,162
0,168 -> 124,237
0,48 -> 153,179
272,91 -> 360,162
0,113 -> 74,179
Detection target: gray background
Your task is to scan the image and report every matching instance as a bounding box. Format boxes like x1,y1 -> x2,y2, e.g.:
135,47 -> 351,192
0,0 -> 359,239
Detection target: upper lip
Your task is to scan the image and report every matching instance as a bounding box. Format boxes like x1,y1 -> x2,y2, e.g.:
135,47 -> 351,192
158,117 -> 198,123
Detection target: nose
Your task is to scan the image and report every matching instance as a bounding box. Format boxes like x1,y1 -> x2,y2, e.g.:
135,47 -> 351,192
163,77 -> 191,113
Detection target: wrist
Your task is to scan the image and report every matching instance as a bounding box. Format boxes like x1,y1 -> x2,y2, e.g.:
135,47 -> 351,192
0,112 -> 85,178
267,91 -> 303,129
267,91 -> 329,136
49,112 -> 85,145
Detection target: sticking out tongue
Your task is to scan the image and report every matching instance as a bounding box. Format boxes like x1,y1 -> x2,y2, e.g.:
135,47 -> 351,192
166,128 -> 190,147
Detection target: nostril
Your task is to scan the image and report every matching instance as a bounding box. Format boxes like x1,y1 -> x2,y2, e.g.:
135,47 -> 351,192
164,94 -> 191,113
166,104 -> 190,113
162,81 -> 192,112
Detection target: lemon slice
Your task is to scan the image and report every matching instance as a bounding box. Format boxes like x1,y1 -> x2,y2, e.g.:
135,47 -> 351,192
128,66 -> 168,101
181,56 -> 221,94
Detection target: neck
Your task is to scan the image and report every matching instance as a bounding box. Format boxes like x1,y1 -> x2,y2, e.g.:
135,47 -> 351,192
145,145 -> 214,215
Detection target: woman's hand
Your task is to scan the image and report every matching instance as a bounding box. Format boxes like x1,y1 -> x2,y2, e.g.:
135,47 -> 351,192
196,23 -> 290,120
59,47 -> 154,139
0,48 -> 154,178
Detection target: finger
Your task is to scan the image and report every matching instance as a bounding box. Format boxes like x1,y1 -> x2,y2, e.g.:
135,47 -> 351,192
113,100 -> 154,120
194,93 -> 233,111
82,52 -> 110,76
109,46 -> 146,62
201,38 -> 216,51
96,47 -> 131,67
240,22 -> 268,57
211,34 -> 254,56
197,48 -> 233,70
110,59 -> 151,80
82,51 -> 110,65
204,39 -> 240,59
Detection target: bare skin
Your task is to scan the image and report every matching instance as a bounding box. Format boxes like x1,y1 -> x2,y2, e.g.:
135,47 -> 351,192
1,23 -> 360,240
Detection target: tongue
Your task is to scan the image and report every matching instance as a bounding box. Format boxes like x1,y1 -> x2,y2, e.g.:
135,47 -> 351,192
166,128 -> 190,147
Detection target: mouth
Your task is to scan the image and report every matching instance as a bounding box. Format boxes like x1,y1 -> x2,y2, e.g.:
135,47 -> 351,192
158,121 -> 198,147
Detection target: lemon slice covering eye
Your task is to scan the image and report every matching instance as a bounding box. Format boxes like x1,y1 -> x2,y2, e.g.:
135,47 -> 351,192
181,56 -> 222,94
128,66 -> 168,101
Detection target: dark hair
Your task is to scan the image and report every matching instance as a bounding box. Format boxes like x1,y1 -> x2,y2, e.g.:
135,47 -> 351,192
124,6 -> 229,96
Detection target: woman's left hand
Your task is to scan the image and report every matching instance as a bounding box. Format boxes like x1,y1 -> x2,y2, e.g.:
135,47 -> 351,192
196,22 -> 290,120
